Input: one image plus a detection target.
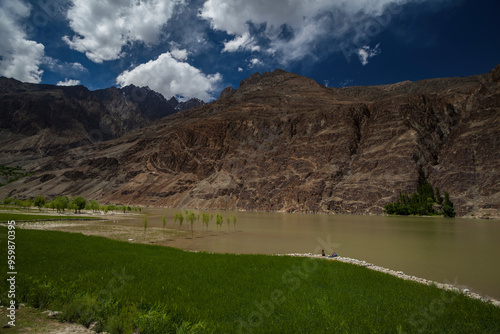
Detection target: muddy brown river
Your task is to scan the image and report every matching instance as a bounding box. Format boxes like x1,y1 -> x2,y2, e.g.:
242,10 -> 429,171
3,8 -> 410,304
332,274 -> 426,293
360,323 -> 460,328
126,208 -> 500,299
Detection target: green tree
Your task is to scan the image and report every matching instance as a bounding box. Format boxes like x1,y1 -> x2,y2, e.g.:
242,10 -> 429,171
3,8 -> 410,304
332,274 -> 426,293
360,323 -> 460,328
90,200 -> 99,212
185,211 -> 197,238
232,214 -> 237,231
174,212 -> 184,233
216,214 -> 223,235
71,196 -> 87,213
53,195 -> 69,212
202,213 -> 210,234
34,196 -> 46,211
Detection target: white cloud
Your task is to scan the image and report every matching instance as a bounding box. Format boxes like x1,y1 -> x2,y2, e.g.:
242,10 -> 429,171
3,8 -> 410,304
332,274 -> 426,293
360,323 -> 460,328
199,0 -> 432,64
116,52 -> 222,101
57,78 -> 81,86
63,0 -> 182,63
238,67 -> 243,72
358,44 -> 381,65
222,33 -> 260,53
170,48 -> 189,61
0,0 -> 45,83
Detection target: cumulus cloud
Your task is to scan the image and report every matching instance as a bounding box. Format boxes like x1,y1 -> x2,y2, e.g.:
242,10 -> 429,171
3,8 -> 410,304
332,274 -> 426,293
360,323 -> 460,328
0,0 -> 45,83
358,44 -> 381,65
199,0 -> 434,64
57,78 -> 81,86
63,0 -> 182,63
116,52 -> 222,101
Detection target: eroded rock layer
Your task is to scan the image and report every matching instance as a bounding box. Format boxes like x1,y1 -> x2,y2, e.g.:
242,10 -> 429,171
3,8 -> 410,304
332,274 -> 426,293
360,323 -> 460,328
1,66 -> 499,217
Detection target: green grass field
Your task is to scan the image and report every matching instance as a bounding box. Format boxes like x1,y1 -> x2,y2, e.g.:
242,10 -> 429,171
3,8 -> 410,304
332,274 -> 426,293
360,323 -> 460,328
0,213 -> 99,222
1,227 -> 499,333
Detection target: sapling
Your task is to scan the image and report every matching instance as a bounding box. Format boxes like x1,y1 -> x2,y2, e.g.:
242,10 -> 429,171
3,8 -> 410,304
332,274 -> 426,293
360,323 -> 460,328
162,215 -> 167,240
202,212 -> 210,234
142,216 -> 148,240
216,214 -> 223,235
186,211 -> 196,238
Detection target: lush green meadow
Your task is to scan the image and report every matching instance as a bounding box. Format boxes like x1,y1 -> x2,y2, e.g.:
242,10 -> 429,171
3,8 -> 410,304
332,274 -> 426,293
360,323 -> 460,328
1,227 -> 499,333
0,213 -> 99,222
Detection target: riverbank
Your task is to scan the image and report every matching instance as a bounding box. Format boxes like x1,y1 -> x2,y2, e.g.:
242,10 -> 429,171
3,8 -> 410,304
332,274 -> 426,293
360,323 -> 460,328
283,253 -> 500,308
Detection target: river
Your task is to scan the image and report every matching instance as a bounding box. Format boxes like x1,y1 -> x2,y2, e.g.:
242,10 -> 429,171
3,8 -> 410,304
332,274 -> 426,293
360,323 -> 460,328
136,208 -> 500,300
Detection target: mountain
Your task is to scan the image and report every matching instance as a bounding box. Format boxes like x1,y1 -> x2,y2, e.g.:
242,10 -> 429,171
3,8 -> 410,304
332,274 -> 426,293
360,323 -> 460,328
0,77 -> 204,168
1,66 -> 499,218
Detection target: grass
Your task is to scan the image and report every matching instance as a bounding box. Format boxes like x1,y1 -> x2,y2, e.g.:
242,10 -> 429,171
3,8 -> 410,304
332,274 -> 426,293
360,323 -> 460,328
1,227 -> 500,333
0,213 -> 100,222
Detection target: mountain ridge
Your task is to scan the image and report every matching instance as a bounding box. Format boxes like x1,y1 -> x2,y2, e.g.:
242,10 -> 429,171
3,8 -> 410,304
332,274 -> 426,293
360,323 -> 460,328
1,65 -> 499,218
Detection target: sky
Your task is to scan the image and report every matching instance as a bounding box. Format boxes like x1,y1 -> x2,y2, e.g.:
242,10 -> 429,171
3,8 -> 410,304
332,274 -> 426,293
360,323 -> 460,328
0,0 -> 499,102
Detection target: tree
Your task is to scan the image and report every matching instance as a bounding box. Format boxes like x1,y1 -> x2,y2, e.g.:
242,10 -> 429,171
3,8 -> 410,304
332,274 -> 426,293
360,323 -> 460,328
71,196 -> 87,213
216,214 -> 223,235
53,195 -> 69,212
174,212 -> 184,233
185,211 -> 197,238
232,214 -> 237,231
90,200 -> 100,212
34,196 -> 46,211
202,212 -> 210,234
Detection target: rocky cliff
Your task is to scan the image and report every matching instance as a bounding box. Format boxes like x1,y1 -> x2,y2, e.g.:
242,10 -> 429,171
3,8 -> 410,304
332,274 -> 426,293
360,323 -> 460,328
0,77 -> 204,166
1,66 -> 499,217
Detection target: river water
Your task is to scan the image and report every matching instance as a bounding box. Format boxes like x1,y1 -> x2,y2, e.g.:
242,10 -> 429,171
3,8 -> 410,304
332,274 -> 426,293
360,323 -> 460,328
137,208 -> 500,300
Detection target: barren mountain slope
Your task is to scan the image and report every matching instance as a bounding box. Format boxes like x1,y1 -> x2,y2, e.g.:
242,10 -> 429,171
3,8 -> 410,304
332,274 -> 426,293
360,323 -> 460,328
1,67 -> 499,217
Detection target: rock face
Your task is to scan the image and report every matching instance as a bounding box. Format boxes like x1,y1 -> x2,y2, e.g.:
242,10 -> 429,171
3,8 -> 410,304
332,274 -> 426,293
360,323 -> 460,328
1,66 -> 499,217
0,77 -> 204,168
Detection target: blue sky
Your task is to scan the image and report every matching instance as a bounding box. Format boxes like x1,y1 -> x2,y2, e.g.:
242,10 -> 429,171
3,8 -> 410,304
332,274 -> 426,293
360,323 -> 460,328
1,0 -> 499,101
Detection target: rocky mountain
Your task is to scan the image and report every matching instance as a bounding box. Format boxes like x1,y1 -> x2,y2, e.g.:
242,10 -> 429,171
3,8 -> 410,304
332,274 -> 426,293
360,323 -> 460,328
1,66 -> 499,218
0,77 -> 204,165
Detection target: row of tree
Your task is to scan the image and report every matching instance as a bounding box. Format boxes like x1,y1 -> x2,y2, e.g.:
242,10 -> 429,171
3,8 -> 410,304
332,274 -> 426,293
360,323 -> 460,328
169,210 -> 237,238
384,180 -> 456,217
1,195 -> 141,214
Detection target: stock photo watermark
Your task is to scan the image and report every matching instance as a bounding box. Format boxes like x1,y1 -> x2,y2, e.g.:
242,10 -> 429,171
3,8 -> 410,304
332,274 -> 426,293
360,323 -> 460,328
5,220 -> 17,327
